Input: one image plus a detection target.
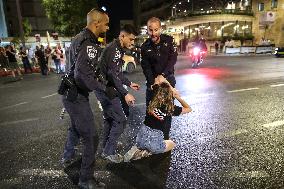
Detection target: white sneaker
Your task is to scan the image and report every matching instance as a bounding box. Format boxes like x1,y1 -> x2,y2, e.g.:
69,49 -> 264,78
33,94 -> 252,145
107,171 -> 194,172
124,146 -> 151,162
104,154 -> 124,163
132,149 -> 151,160
124,146 -> 139,162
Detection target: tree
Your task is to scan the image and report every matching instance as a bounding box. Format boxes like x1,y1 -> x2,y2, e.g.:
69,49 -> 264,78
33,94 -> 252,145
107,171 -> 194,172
42,0 -> 98,36
23,18 -> 32,39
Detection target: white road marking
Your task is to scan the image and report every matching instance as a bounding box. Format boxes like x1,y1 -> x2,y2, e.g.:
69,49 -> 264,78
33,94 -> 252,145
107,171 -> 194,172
41,93 -> 57,99
183,93 -> 214,99
0,101 -> 29,111
0,150 -> 8,155
0,118 -> 39,126
225,170 -> 270,178
0,85 -> 16,89
18,169 -> 67,177
263,120 -> 284,129
217,129 -> 248,139
270,83 -> 284,88
227,88 -> 259,93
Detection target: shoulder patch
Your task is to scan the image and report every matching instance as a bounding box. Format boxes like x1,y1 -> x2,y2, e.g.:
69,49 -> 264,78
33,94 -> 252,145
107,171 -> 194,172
87,46 -> 97,59
113,48 -> 122,64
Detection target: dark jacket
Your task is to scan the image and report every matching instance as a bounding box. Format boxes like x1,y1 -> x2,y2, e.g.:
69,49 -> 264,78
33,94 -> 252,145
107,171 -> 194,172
141,34 -> 178,87
6,50 -> 17,63
99,39 -> 131,96
70,28 -> 105,93
0,53 -> 9,68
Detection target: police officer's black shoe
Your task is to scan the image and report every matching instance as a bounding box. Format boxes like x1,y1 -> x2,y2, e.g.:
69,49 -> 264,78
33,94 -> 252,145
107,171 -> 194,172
60,148 -> 82,168
78,178 -> 105,189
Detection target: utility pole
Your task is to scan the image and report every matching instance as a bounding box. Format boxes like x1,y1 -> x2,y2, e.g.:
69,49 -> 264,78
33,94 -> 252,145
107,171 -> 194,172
16,0 -> 25,47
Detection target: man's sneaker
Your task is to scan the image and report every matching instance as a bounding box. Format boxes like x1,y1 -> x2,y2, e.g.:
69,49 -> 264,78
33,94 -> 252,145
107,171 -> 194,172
59,157 -> 74,168
103,154 -> 124,163
78,178 -> 105,189
132,149 -> 151,161
124,145 -> 139,162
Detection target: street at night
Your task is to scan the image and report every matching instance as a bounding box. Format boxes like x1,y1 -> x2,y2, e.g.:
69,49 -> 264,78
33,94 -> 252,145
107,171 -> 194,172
1,55 -> 284,188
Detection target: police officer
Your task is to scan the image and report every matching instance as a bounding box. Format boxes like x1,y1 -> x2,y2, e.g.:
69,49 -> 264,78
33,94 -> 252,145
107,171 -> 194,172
95,24 -> 140,163
61,8 -> 109,189
141,17 -> 178,140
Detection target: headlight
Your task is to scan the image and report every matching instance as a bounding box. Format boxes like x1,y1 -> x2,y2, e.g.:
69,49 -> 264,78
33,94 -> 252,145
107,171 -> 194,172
275,48 -> 278,51
193,47 -> 200,55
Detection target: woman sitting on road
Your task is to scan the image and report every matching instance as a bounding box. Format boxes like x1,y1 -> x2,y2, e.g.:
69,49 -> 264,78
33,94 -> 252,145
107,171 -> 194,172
124,77 -> 192,162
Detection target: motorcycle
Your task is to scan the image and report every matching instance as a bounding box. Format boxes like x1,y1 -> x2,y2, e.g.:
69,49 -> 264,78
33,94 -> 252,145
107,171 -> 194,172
190,47 -> 206,68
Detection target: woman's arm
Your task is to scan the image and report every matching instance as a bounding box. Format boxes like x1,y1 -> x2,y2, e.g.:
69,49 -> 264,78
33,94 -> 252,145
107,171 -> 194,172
174,94 -> 192,114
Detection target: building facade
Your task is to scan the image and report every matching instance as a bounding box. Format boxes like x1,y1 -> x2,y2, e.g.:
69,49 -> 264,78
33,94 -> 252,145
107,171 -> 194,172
136,0 -> 284,47
252,0 -> 284,46
2,0 -> 53,37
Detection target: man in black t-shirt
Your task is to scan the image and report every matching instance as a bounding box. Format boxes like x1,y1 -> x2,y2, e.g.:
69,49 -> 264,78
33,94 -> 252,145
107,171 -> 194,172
5,45 -> 23,79
35,46 -> 47,75
19,47 -> 32,73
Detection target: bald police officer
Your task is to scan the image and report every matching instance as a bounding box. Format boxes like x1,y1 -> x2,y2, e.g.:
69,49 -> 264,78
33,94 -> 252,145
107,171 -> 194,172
141,17 -> 178,140
61,8 -> 109,189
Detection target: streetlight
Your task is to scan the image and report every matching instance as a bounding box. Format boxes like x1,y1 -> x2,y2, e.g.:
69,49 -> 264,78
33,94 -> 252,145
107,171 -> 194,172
172,6 -> 176,17
101,6 -> 106,11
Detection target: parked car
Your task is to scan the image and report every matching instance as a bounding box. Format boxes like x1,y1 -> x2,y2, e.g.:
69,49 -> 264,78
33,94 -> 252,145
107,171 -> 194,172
122,48 -> 141,73
122,54 -> 136,73
274,47 -> 284,57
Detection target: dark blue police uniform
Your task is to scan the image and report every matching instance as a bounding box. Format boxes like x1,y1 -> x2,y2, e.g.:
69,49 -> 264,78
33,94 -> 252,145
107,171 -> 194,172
95,39 -> 132,156
141,34 -> 178,139
62,28 -> 105,182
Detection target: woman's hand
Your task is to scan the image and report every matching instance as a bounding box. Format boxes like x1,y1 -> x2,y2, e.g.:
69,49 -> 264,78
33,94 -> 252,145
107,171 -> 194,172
154,75 -> 166,84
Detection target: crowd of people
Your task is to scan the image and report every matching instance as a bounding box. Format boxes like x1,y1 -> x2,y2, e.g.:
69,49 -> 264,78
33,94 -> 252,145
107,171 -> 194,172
58,8 -> 192,189
0,43 -> 67,80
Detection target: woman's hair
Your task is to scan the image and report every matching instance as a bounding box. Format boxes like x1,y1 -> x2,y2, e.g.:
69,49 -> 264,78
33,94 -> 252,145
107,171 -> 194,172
148,82 -> 174,115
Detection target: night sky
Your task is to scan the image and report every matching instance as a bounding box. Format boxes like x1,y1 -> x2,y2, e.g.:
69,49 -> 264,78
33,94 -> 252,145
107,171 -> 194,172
98,0 -> 133,41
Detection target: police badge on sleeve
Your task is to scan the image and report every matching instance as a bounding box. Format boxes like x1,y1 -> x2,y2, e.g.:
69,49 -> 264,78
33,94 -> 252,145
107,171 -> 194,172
113,48 -> 122,65
87,46 -> 97,59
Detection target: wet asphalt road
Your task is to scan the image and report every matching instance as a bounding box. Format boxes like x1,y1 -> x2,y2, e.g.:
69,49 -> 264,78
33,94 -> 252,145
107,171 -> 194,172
0,55 -> 284,189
